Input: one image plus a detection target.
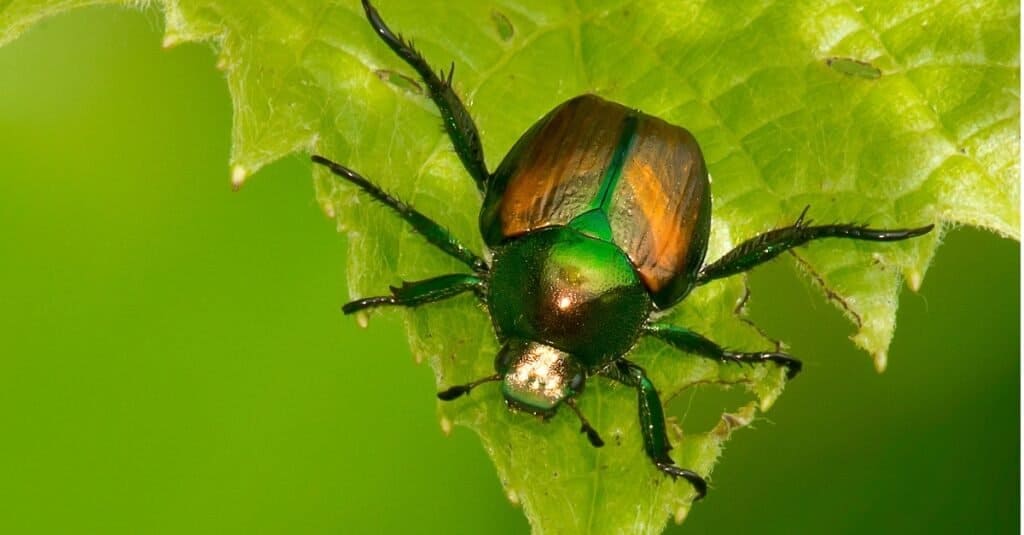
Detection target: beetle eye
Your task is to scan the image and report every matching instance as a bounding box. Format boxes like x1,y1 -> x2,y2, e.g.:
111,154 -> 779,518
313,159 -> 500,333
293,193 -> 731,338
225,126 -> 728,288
569,373 -> 585,393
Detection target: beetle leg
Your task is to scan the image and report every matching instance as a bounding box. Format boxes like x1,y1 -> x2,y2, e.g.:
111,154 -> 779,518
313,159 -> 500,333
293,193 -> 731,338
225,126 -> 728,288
696,206 -> 934,285
644,322 -> 802,379
602,360 -> 707,500
361,0 -> 490,193
312,155 -> 487,272
343,274 -> 484,314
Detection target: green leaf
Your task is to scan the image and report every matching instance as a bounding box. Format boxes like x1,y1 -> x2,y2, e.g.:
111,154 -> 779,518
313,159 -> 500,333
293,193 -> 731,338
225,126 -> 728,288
2,0 -> 1017,533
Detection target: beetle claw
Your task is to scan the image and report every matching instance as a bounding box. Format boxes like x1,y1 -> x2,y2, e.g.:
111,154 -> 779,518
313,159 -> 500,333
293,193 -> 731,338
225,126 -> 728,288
764,353 -> 803,379
723,351 -> 802,380
655,462 -> 707,500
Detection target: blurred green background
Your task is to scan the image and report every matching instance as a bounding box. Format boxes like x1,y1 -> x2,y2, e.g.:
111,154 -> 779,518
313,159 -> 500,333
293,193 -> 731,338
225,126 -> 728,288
0,7 -> 1018,534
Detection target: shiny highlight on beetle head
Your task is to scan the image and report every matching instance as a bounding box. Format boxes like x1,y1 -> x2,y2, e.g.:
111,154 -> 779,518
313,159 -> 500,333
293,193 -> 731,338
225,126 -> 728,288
496,339 -> 584,416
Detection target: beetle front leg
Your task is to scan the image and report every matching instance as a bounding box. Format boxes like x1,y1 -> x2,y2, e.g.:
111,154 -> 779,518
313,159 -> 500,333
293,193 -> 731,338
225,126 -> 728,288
361,0 -> 490,193
343,274 -> 484,314
603,360 -> 707,500
312,156 -> 487,272
645,322 -> 802,379
696,206 -> 933,285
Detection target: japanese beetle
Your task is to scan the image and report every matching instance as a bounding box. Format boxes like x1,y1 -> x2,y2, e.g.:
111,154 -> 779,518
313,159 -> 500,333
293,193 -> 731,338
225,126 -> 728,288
313,0 -> 934,500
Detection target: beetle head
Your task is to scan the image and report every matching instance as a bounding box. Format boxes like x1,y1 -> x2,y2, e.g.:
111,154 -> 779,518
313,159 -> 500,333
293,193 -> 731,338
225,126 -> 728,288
496,339 -> 585,416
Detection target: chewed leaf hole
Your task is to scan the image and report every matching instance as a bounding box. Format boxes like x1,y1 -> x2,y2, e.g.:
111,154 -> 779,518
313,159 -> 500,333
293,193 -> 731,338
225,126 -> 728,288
375,69 -> 423,94
491,10 -> 514,41
825,57 -> 882,80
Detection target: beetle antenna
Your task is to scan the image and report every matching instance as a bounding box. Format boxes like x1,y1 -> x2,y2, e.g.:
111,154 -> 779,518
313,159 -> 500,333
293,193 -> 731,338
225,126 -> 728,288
437,374 -> 501,401
566,398 -> 605,447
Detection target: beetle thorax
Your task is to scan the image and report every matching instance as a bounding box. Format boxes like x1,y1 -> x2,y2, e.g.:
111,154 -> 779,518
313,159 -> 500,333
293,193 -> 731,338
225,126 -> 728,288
488,227 -> 651,368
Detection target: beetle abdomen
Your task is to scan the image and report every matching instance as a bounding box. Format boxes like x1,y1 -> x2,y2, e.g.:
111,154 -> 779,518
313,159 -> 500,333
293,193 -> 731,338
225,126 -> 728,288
481,94 -> 711,309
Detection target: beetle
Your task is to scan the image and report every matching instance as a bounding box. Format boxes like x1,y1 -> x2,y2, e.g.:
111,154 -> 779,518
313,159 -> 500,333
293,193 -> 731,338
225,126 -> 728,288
312,0 -> 934,500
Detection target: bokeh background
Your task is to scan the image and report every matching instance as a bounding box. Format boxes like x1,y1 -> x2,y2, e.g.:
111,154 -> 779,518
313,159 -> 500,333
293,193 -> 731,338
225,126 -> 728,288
0,7 -> 1018,534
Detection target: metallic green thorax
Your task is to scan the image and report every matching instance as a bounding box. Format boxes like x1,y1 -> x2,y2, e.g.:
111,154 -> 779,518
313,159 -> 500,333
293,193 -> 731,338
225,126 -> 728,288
488,227 -> 650,368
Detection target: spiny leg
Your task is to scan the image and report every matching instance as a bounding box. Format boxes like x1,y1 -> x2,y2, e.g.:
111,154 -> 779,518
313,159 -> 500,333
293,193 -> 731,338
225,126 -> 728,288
645,322 -> 802,379
603,360 -> 707,500
437,374 -> 501,400
361,0 -> 489,193
697,206 -> 933,285
312,155 -> 486,272
343,274 -> 484,314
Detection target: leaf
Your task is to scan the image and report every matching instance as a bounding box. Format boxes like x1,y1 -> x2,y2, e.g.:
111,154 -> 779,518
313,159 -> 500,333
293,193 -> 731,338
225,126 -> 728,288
2,0 -> 1017,533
